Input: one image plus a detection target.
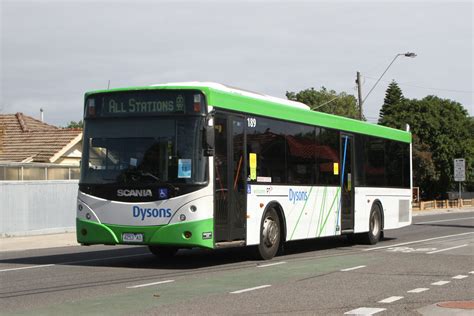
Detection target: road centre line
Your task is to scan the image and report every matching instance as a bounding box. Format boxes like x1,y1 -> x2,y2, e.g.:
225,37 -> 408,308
340,265 -> 366,272
415,217 -> 474,225
230,285 -> 271,294
378,296 -> 404,303
470,271 -> 474,274
257,261 -> 286,268
0,253 -> 150,273
452,275 -> 468,279
427,244 -> 468,254
407,288 -> 429,293
344,307 -> 386,315
0,264 -> 55,272
364,232 -> 474,251
127,279 -> 174,289
431,281 -> 450,286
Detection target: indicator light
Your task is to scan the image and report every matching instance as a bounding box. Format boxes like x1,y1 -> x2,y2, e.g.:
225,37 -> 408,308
193,94 -> 201,112
180,214 -> 186,221
183,231 -> 192,239
190,205 -> 197,212
87,99 -> 96,117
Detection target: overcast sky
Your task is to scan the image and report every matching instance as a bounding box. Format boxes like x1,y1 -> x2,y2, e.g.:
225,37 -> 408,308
1,0 -> 472,126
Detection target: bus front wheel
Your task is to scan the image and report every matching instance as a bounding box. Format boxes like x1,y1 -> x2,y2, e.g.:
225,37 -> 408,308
362,204 -> 382,245
148,246 -> 178,259
256,207 -> 281,260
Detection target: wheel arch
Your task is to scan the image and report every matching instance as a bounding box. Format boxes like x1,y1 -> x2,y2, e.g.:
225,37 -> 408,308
263,201 -> 287,242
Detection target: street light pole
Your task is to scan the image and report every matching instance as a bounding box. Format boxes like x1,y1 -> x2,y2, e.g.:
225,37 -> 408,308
356,52 -> 416,120
356,71 -> 363,119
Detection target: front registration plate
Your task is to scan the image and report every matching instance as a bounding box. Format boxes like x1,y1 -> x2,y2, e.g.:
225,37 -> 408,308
122,233 -> 144,243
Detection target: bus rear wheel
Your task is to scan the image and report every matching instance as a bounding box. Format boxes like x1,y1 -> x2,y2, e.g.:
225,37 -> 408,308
148,246 -> 178,259
256,207 -> 281,260
362,204 -> 382,245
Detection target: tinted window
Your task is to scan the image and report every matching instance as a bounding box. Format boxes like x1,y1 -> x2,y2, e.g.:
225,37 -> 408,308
316,128 -> 340,185
247,116 -> 287,183
354,134 -> 410,188
285,122 -> 315,184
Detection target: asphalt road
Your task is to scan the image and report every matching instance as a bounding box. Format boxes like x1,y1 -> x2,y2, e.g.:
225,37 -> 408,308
1,211 -> 473,315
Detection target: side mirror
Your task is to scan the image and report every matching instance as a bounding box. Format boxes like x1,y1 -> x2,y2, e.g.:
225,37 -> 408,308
203,115 -> 214,156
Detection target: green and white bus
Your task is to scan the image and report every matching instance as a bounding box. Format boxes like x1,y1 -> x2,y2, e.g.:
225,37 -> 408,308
77,82 -> 412,259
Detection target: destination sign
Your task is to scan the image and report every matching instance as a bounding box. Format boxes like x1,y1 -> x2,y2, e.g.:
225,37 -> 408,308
103,94 -> 185,115
85,90 -> 206,117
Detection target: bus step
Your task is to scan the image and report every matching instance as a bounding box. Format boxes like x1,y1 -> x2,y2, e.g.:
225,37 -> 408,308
341,229 -> 354,234
215,240 -> 246,248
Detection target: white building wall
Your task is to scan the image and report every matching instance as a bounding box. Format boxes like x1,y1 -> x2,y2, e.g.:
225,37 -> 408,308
0,181 -> 78,236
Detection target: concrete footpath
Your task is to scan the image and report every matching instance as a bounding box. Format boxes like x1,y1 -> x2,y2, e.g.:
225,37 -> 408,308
1,207 -> 473,253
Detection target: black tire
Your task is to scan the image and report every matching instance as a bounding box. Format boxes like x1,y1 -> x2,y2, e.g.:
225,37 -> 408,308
148,246 -> 178,259
362,204 -> 383,245
256,207 -> 281,260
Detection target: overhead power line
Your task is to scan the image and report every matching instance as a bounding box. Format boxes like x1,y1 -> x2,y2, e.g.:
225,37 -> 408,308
364,76 -> 473,94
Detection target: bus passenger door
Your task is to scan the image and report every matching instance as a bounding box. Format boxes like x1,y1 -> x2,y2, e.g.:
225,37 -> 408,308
340,134 -> 354,232
214,113 -> 246,243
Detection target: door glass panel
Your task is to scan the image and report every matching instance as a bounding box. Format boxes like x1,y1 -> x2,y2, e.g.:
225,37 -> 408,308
214,115 -> 228,231
230,119 -> 246,240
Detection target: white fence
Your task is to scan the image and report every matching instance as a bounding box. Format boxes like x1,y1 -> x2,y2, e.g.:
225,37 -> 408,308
0,181 -> 78,237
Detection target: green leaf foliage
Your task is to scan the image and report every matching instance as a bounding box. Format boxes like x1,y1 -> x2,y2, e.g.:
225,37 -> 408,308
286,87 -> 362,119
379,82 -> 473,198
65,120 -> 83,129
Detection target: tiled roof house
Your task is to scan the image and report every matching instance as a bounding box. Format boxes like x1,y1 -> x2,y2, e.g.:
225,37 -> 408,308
0,113 -> 83,165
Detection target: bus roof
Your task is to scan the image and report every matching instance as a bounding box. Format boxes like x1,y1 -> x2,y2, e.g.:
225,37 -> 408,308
86,82 -> 411,143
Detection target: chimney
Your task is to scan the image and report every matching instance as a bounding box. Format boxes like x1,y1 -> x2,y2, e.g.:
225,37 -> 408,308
40,108 -> 44,122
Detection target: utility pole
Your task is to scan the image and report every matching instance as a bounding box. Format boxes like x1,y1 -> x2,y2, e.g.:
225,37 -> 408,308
356,71 -> 363,120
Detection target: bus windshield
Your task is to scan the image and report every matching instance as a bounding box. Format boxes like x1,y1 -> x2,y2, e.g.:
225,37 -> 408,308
80,117 -> 207,185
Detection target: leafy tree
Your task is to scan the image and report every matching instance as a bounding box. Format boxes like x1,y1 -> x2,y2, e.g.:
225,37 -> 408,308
65,120 -> 83,128
286,87 -> 362,119
379,86 -> 473,198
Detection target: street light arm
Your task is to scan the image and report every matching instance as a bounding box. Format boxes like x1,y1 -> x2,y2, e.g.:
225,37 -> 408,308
362,53 -> 402,104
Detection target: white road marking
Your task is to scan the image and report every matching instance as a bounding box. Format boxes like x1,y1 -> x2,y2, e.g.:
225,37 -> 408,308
344,307 -> 386,315
470,271 -> 474,274
0,264 -> 55,272
230,285 -> 271,294
340,265 -> 366,272
364,232 -> 474,251
407,288 -> 429,293
415,217 -> 474,224
387,247 -> 436,253
257,261 -> 287,268
431,281 -> 450,286
427,244 -> 468,254
0,253 -> 150,273
126,279 -> 174,289
452,275 -> 468,279
378,296 -> 404,303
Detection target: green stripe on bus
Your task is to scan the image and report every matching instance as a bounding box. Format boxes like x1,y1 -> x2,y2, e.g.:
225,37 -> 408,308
316,187 -> 328,237
318,188 -> 340,237
85,85 -> 411,143
290,187 -> 314,240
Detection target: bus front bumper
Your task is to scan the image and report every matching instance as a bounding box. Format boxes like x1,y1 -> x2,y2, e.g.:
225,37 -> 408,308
76,218 -> 214,249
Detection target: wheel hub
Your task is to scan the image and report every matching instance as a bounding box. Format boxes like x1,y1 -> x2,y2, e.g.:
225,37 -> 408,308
371,212 -> 380,236
263,217 -> 279,247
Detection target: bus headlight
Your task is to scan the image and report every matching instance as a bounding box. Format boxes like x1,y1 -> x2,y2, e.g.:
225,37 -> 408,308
189,205 -> 197,212
179,214 -> 186,221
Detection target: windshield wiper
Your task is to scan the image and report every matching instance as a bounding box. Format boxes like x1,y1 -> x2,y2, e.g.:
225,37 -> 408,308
123,169 -> 179,192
